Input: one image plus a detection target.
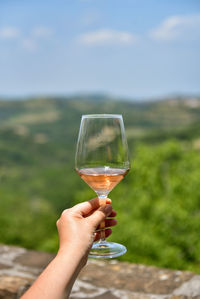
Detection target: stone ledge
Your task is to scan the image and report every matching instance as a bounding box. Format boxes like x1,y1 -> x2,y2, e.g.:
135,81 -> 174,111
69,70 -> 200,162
0,244 -> 199,299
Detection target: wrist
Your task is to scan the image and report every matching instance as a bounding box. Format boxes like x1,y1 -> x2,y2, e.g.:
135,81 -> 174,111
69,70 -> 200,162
56,245 -> 88,269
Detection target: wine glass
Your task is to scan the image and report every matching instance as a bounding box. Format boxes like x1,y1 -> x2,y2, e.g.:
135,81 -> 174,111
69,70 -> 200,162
75,114 -> 130,258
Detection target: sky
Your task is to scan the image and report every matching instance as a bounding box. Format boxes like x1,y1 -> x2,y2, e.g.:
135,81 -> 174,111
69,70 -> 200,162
0,0 -> 200,99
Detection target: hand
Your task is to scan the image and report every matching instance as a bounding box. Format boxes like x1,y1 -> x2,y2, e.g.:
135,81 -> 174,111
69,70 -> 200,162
21,198 -> 117,299
56,198 -> 117,261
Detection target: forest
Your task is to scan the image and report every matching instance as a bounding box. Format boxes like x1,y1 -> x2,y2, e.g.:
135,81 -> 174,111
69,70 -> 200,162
0,95 -> 200,273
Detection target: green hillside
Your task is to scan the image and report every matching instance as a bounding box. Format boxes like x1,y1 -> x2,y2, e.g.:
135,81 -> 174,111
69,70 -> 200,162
0,96 -> 200,273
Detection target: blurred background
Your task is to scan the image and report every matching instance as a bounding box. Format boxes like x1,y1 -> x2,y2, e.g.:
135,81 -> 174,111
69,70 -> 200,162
0,0 -> 200,273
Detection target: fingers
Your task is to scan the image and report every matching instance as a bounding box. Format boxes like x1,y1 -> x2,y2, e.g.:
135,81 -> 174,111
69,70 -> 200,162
86,208 -> 117,218
94,229 -> 112,242
71,198 -> 112,217
108,210 -> 117,218
88,204 -> 112,228
96,218 -> 117,230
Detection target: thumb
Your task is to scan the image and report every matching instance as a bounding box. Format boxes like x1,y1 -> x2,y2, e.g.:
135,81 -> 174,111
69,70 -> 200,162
88,204 -> 112,229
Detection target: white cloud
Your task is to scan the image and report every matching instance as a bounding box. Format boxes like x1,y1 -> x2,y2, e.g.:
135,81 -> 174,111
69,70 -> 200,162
81,11 -> 101,26
21,26 -> 53,52
78,29 -> 137,46
32,26 -> 54,38
22,39 -> 38,52
0,25 -> 54,52
150,14 -> 200,41
0,27 -> 20,39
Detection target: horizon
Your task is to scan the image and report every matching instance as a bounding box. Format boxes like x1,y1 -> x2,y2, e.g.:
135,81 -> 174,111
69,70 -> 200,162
0,91 -> 200,102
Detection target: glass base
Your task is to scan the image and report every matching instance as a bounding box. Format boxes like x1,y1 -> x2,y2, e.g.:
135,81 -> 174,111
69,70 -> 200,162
89,241 -> 127,259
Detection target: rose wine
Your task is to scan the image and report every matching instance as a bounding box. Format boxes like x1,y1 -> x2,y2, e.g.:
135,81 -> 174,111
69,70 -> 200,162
77,167 -> 129,196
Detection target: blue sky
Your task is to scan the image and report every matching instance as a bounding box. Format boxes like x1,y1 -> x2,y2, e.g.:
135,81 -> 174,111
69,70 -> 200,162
0,0 -> 200,99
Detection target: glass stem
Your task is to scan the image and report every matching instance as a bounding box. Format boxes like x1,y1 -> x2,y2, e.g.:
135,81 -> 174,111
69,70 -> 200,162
98,195 -> 107,242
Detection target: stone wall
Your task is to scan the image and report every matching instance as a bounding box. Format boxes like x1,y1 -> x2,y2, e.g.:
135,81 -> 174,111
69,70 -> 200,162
0,244 -> 199,299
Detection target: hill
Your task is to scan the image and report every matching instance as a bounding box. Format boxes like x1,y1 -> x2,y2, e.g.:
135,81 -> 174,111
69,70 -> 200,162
1,96 -> 200,143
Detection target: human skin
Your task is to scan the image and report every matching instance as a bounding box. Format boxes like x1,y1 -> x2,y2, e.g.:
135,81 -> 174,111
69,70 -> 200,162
21,198 -> 117,299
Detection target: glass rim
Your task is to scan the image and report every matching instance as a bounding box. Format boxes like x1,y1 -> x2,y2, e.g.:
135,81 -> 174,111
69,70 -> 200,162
82,114 -> 123,119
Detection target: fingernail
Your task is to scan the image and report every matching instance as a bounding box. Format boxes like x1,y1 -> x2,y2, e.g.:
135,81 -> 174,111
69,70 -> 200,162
106,198 -> 112,204
104,204 -> 112,215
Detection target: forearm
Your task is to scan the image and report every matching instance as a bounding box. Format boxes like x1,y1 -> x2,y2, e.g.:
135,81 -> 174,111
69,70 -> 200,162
21,248 -> 85,299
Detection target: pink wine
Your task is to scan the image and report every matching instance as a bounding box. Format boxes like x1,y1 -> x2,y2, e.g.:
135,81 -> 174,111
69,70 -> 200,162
77,167 -> 129,196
